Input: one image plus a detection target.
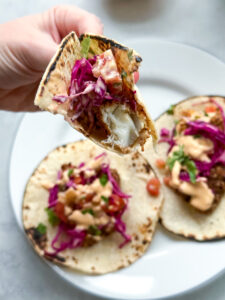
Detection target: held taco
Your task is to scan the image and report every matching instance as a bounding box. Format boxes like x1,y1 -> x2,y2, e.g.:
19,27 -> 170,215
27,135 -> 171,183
34,32 -> 157,154
23,140 -> 163,274
147,96 -> 225,241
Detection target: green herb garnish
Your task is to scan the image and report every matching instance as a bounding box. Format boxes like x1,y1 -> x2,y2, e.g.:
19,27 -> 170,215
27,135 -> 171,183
82,208 -> 94,216
167,145 -> 197,183
101,196 -> 109,204
167,105 -> 175,115
193,134 -> 201,139
127,49 -> 133,61
36,223 -> 46,235
45,208 -> 60,226
81,36 -> 91,58
99,174 -> 108,186
68,168 -> 74,177
121,70 -> 127,79
204,112 -> 209,117
88,225 -> 101,236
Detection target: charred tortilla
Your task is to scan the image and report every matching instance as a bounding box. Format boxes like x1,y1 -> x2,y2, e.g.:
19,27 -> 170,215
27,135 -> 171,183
34,32 -> 156,154
23,140 -> 163,274
144,96 -> 225,241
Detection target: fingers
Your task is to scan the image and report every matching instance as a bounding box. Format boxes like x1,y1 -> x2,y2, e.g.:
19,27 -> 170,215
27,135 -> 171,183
47,5 -> 103,41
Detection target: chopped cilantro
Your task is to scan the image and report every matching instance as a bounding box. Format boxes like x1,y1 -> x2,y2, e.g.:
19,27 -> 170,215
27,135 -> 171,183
167,145 -> 197,183
193,134 -> 201,139
127,49 -> 133,61
81,36 -> 91,58
99,173 -> 108,186
204,112 -> 209,117
101,195 -> 109,204
82,208 -> 94,216
121,70 -> 127,79
45,208 -> 60,226
167,105 -> 175,115
36,223 -> 46,235
88,225 -> 101,236
68,168 -> 74,177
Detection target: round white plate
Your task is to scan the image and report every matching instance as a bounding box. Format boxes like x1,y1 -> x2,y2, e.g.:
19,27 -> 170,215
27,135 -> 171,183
9,39 -> 225,300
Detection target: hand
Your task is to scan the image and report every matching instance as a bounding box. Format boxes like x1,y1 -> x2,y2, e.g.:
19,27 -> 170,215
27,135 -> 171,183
0,5 -> 103,111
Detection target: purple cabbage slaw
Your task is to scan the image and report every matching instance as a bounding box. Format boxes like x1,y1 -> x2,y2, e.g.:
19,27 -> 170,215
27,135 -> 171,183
52,56 -> 136,130
45,154 -> 131,256
184,120 -> 225,176
159,100 -> 225,180
159,128 -> 176,153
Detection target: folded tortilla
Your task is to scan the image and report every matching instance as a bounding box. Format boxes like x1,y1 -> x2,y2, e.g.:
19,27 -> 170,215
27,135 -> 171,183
34,32 -> 156,154
144,96 -> 225,241
23,140 -> 163,274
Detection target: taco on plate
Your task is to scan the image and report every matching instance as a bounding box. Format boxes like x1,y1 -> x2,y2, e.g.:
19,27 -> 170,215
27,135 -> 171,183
34,32 -> 156,154
23,140 -> 163,274
145,96 -> 225,241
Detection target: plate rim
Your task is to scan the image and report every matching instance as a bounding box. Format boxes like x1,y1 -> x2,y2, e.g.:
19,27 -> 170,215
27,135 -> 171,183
8,39 -> 225,300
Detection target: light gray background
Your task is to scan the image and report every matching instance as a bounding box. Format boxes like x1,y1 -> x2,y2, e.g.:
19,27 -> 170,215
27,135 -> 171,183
1,0 -> 225,299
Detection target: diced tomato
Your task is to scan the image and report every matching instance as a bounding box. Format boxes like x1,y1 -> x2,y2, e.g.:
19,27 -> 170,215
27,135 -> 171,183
155,159 -> 166,169
92,49 -> 122,85
134,71 -> 139,84
103,194 -> 125,213
74,176 -> 83,184
54,202 -> 67,223
205,105 -> 216,113
163,176 -> 171,186
146,178 -> 160,197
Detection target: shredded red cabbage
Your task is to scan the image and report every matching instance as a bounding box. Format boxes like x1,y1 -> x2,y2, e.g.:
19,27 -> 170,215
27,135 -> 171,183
52,56 -> 136,131
100,163 -> 131,247
160,128 -> 170,137
159,127 -> 176,153
101,163 -> 131,199
57,170 -> 62,180
46,155 -> 131,256
183,120 -> 225,175
179,171 -> 190,182
78,162 -> 85,168
185,121 -> 225,145
48,185 -> 58,208
66,179 -> 76,189
210,98 -> 225,131
46,224 -> 86,256
95,152 -> 107,160
115,218 -> 131,248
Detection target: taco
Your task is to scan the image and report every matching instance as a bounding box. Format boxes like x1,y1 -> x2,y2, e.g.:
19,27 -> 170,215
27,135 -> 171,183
23,140 -> 163,274
34,32 -> 156,154
146,96 -> 225,241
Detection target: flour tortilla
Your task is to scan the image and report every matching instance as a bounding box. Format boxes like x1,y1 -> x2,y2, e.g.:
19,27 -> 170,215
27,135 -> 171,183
143,95 -> 225,241
34,32 -> 156,155
23,140 -> 163,274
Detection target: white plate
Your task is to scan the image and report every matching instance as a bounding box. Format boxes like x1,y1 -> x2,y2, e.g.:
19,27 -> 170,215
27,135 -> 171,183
9,39 -> 225,300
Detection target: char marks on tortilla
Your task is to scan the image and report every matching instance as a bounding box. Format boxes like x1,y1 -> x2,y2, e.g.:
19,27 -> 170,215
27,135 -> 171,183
34,32 -> 157,155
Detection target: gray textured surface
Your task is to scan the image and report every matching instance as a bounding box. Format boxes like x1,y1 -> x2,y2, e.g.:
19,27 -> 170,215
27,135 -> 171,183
1,0 -> 225,299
